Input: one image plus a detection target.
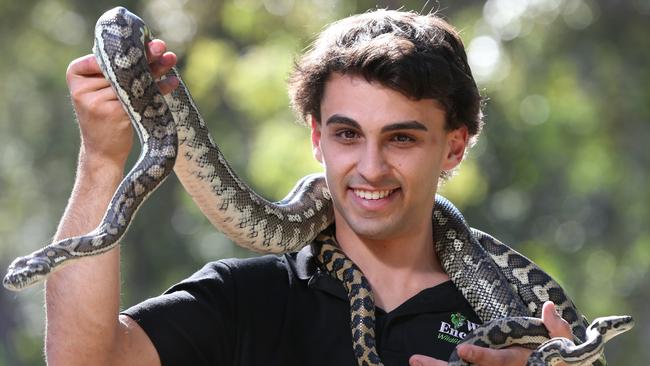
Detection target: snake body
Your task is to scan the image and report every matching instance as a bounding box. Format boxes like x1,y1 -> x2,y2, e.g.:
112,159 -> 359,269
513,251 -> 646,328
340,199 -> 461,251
3,7 -> 633,366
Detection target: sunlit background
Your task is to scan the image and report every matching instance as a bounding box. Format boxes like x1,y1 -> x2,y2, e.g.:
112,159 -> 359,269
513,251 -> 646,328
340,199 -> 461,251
0,0 -> 648,364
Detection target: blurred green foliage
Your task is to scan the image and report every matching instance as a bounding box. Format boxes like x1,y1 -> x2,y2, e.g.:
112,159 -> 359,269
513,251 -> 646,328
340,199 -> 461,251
0,0 -> 648,364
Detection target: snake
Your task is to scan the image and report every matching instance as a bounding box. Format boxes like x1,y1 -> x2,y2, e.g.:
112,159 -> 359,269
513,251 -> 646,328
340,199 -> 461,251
2,7 -> 633,366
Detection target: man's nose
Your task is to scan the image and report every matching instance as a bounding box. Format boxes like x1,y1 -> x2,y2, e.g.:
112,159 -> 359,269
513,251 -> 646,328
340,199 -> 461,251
357,144 -> 389,183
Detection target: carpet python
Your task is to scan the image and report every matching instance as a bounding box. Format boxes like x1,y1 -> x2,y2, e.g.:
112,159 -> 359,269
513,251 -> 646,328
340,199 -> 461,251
3,7 -> 633,366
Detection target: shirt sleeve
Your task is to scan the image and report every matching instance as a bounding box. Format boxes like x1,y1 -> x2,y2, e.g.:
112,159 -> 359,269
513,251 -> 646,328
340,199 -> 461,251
121,260 -> 238,366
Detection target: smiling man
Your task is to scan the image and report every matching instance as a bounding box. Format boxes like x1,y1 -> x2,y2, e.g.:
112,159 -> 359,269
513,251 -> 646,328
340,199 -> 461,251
46,8 -> 572,366
311,73 -> 463,313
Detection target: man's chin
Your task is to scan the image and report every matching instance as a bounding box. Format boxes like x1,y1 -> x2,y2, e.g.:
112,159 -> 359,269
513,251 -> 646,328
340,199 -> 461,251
345,218 -> 402,241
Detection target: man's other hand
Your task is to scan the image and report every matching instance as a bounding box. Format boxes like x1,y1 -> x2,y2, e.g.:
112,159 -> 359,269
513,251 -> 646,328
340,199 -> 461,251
409,302 -> 572,366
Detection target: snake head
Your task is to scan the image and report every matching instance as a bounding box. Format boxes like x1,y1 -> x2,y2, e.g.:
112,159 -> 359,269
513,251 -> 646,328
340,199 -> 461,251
589,315 -> 634,341
3,255 -> 53,291
94,6 -> 149,51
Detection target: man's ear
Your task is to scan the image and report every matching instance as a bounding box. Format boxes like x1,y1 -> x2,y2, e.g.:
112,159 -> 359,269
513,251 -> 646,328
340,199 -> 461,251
442,126 -> 469,171
310,116 -> 323,164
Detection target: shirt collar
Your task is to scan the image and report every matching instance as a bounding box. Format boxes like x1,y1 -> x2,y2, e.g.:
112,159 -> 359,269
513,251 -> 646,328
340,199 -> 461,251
293,241 -> 470,316
294,244 -> 317,281
292,232 -> 349,301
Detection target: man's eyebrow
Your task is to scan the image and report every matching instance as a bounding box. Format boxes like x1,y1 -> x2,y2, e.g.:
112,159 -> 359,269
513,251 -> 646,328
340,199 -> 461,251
325,114 -> 428,132
325,114 -> 361,129
381,121 -> 428,132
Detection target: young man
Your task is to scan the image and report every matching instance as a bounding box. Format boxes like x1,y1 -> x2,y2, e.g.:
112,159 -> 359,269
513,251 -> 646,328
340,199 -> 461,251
46,9 -> 571,366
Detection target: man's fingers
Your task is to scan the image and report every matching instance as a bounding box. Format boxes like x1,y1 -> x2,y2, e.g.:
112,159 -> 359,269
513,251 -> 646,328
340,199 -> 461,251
147,39 -> 179,94
542,301 -> 573,339
146,39 -> 177,79
149,52 -> 177,80
457,344 -> 531,366
457,344 -> 504,365
67,54 -> 102,78
146,39 -> 167,62
408,354 -> 447,366
68,73 -> 115,106
68,39 -> 177,79
69,40 -> 177,88
93,85 -> 121,102
69,39 -> 178,111
157,75 -> 179,95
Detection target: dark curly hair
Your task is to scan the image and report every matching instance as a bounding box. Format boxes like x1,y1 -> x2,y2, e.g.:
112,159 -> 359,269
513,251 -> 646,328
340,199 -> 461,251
288,9 -> 484,148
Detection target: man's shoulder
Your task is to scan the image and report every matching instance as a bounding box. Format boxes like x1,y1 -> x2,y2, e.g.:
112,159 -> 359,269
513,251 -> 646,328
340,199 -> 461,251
178,246 -> 314,288
219,253 -> 293,274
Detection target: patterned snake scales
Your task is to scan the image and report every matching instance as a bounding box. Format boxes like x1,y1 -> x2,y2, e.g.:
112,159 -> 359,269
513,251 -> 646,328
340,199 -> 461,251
3,7 -> 633,366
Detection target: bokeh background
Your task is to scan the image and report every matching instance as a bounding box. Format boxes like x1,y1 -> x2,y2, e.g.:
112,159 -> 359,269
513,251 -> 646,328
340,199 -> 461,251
0,0 -> 648,364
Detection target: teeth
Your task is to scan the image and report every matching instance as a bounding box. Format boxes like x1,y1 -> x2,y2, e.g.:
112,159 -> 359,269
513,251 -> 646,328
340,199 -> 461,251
354,189 -> 394,200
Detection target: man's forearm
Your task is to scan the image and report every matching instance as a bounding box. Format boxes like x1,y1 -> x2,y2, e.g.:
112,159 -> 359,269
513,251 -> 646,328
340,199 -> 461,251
45,151 -> 124,365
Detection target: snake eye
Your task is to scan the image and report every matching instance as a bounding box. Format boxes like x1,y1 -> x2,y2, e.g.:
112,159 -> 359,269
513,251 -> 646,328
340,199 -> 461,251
599,326 -> 607,335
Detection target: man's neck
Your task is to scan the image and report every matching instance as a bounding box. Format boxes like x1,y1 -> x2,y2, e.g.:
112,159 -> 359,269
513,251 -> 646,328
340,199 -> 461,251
334,221 -> 449,312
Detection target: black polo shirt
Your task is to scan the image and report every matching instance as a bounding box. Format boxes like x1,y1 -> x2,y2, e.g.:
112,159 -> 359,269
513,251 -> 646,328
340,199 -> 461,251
123,246 -> 482,366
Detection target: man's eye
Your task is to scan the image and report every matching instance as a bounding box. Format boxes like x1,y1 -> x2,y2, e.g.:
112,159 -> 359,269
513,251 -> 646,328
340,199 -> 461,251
392,134 -> 415,143
336,130 -> 359,140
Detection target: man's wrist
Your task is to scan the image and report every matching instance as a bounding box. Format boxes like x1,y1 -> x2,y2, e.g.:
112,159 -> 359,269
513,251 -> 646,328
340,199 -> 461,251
77,149 -> 127,183
73,158 -> 125,201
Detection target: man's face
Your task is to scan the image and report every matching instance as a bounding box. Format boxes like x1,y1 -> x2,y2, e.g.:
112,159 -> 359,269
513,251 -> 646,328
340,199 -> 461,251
311,73 -> 468,242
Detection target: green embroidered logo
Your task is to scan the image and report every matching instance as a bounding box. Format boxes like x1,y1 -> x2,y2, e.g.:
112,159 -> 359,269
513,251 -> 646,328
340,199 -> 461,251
437,313 -> 479,345
450,313 -> 466,329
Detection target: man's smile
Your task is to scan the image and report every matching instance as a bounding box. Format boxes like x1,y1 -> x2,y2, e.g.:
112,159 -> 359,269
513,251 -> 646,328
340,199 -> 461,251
352,188 -> 397,200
